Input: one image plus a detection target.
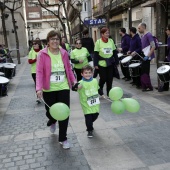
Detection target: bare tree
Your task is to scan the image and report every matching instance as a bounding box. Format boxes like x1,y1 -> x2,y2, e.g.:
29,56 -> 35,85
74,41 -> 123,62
5,0 -> 23,64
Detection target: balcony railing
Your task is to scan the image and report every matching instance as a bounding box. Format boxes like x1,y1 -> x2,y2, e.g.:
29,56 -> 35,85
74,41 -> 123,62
93,2 -> 103,17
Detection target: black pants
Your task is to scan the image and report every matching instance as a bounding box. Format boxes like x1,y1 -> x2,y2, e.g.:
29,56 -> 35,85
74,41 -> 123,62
98,65 -> 114,96
74,68 -> 82,81
32,73 -> 36,86
43,90 -> 70,142
85,113 -> 99,131
93,69 -> 99,78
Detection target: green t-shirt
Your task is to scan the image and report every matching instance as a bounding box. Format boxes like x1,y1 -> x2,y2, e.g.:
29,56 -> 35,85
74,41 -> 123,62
94,38 -> 116,67
71,47 -> 90,69
43,49 -> 69,92
65,43 -> 70,51
28,49 -> 38,73
78,78 -> 100,115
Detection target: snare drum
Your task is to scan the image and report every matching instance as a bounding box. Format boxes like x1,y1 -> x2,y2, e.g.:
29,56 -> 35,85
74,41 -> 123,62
3,64 -> 14,79
129,63 -> 141,77
118,53 -> 124,60
0,72 -> 4,76
157,65 -> 170,82
121,56 -> 132,67
4,63 -> 16,77
0,76 -> 9,96
0,63 -> 4,72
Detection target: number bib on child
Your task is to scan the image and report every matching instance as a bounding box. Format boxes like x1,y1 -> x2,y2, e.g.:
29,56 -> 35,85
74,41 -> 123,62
50,71 -> 65,83
87,94 -> 100,106
103,48 -> 112,54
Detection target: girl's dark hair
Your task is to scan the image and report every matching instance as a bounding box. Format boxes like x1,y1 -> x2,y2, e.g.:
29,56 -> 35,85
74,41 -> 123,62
167,24 -> 170,31
46,30 -> 61,42
100,27 -> 109,34
32,40 -> 42,49
81,65 -> 93,73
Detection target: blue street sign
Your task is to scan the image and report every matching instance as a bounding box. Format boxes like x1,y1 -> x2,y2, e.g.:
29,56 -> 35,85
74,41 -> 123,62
84,19 -> 106,26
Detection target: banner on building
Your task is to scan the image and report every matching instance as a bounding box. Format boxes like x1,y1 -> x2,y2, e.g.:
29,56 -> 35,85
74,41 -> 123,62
84,19 -> 106,26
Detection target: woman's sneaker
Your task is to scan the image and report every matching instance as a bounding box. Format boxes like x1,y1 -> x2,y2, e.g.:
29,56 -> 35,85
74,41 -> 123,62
87,131 -> 93,138
50,123 -> 56,133
59,140 -> 70,149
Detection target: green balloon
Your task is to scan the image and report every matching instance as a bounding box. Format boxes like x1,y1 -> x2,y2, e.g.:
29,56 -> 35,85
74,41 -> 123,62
109,87 -> 123,101
121,98 -> 140,113
111,101 -> 125,115
50,103 -> 70,121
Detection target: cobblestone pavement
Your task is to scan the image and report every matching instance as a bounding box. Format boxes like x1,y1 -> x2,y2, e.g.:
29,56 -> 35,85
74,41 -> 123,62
0,57 -> 170,170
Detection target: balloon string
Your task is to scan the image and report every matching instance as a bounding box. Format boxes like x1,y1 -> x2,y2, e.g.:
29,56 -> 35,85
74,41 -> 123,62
41,98 -> 50,108
102,96 -> 112,103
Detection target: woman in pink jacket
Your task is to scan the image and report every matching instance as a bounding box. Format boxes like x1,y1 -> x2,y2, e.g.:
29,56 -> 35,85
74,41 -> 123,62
36,30 -> 76,149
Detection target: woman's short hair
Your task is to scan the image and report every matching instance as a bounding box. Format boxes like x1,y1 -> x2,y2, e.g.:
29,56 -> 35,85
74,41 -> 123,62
46,30 -> 61,42
100,27 -> 109,34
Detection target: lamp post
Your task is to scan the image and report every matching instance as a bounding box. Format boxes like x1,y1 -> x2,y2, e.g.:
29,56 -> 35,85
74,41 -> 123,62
62,16 -> 67,39
60,28 -> 63,37
30,31 -> 33,41
76,1 -> 82,38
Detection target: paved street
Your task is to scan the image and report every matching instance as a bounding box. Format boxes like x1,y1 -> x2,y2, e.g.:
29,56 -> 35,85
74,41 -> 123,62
0,56 -> 170,170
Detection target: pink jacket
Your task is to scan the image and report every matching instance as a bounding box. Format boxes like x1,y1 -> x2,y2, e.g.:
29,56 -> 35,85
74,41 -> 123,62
36,47 -> 76,91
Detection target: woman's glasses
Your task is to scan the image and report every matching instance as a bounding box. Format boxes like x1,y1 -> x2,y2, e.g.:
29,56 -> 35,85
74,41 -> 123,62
50,38 -> 60,41
76,43 -> 82,45
33,43 -> 38,45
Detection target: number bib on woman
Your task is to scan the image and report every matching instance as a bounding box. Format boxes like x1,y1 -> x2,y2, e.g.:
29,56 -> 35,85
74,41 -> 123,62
78,78 -> 100,114
94,39 -> 116,67
43,50 -> 69,92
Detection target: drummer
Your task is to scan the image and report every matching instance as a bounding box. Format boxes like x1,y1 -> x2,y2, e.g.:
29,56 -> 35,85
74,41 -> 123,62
127,27 -> 142,88
117,28 -> 131,81
159,24 -> 170,92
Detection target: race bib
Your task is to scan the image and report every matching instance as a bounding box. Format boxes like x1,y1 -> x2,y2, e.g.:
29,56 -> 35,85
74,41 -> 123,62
50,71 -> 65,83
87,94 -> 100,106
103,48 -> 112,54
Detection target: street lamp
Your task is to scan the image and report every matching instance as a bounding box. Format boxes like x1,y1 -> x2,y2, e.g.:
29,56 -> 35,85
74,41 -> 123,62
30,31 -> 33,41
60,28 -> 63,36
76,1 -> 82,38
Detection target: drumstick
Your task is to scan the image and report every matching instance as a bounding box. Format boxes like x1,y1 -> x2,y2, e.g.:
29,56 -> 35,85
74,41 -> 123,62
135,53 -> 144,61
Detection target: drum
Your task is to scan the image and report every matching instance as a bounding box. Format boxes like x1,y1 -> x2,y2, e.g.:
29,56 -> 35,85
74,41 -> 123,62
0,72 -> 4,76
157,65 -> 170,82
129,63 -> 141,77
118,53 -> 124,60
121,56 -> 132,67
3,63 -> 16,77
3,64 -> 14,79
0,76 -> 9,96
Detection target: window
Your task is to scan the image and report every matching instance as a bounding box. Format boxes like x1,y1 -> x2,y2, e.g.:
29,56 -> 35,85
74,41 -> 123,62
32,23 -> 42,29
28,0 -> 38,7
84,2 -> 86,11
42,10 -> 58,16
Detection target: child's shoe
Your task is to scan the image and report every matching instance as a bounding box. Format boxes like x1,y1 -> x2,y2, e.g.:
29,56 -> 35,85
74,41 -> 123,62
87,131 -> 93,138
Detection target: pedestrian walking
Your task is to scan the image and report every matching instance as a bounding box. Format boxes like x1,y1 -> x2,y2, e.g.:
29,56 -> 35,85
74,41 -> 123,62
36,30 -> 76,149
93,27 -> 119,97
61,37 -> 71,52
138,23 -> 155,91
72,65 -> 103,138
118,28 -> 131,81
70,38 -> 92,81
28,40 -> 42,103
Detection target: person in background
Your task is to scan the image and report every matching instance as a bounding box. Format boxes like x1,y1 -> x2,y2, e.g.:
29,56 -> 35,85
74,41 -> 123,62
138,23 -> 155,92
61,37 -> 70,52
118,28 -> 131,81
72,65 -> 103,138
159,24 -> 170,92
71,38 -> 92,81
35,37 -> 44,49
93,27 -> 119,97
28,40 -> 42,103
127,27 -> 142,88
0,45 -> 6,63
36,30 -> 76,149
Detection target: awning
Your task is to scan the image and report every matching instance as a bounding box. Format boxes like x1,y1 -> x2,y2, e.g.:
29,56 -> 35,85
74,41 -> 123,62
141,0 -> 156,7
